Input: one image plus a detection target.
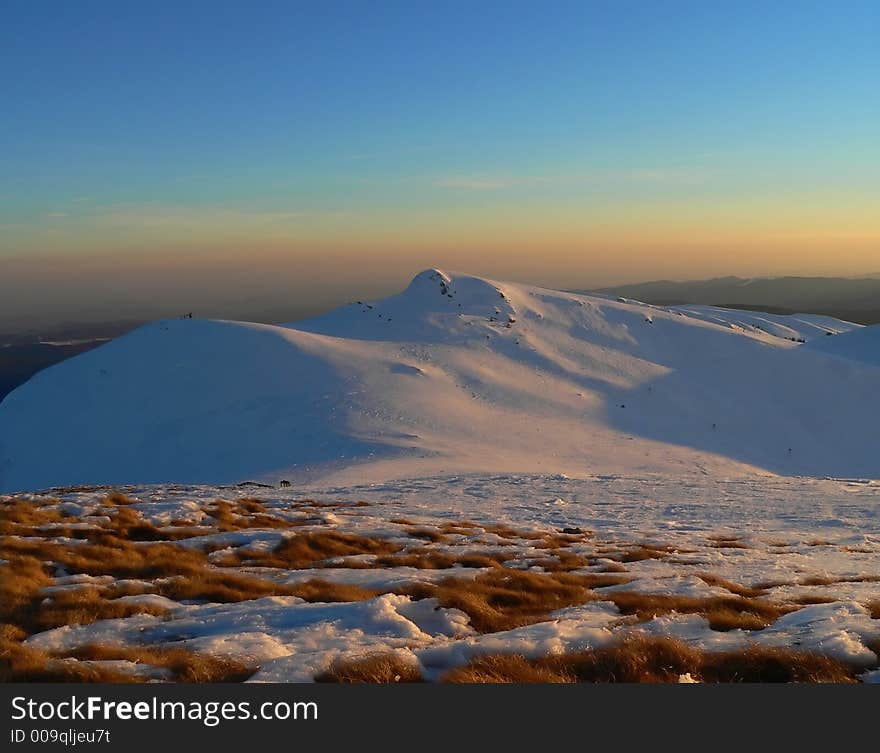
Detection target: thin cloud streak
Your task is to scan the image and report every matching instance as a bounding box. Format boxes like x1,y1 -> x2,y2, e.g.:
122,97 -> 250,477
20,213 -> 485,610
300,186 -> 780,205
433,167 -> 720,191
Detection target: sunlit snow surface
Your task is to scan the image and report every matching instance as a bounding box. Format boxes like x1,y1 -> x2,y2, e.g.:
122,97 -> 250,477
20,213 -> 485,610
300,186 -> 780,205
2,269 -> 878,491
14,473 -> 879,682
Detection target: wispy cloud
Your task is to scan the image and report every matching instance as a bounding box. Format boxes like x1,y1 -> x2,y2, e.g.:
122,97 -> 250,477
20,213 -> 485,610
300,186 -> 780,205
433,175 -> 551,190
433,167 -> 718,191
78,203 -> 311,230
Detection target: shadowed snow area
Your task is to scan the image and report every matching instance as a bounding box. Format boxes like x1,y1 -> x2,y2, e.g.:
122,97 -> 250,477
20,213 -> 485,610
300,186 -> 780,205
806,324 -> 880,366
1,268 -> 878,491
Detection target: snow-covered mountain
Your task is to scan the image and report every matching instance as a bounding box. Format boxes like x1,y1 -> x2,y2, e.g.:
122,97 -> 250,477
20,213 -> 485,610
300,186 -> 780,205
1,269 -> 878,492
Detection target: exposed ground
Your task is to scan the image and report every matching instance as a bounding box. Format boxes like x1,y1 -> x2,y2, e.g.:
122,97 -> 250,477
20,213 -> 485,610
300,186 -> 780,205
2,473 -> 878,683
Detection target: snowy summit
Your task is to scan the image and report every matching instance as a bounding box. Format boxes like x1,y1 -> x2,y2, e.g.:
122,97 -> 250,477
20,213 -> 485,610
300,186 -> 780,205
0,269 -> 878,492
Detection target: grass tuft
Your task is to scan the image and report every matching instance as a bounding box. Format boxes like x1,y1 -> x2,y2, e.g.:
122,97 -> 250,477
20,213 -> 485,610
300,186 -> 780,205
315,653 -> 423,683
444,654 -> 573,683
443,635 -> 857,683
598,591 -> 792,631
396,568 -> 597,633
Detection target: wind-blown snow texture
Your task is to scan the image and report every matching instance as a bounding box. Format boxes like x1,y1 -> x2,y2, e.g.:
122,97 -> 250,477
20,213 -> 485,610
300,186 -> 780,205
1,269 -> 878,492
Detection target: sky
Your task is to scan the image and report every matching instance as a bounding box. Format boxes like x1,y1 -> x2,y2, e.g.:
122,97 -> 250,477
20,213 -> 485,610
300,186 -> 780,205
1,0 -> 878,328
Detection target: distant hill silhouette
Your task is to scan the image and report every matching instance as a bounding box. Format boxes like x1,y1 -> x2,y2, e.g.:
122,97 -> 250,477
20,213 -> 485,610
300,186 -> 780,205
587,276 -> 880,325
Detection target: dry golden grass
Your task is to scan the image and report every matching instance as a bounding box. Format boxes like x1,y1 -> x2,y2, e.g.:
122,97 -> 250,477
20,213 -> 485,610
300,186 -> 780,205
0,556 -> 51,607
0,541 -> 355,684
101,492 -> 138,506
396,568 -> 597,633
374,550 -> 507,569
616,545 -> 674,563
155,571 -> 376,604
155,571 -> 299,603
3,505 -> 147,544
28,587 -> 169,632
443,635 -> 858,683
696,645 -> 858,682
287,498 -> 369,510
403,527 -> 449,543
697,573 -> 768,598
444,654 -> 573,683
529,550 -> 592,572
477,523 -> 546,541
1,540 -> 384,650
65,644 -> 254,682
700,608 -> 776,632
707,535 -> 750,549
0,498 -> 65,536
0,641 -> 144,683
1,551 -> 170,635
235,498 -> 267,513
438,521 -> 482,536
579,573 -> 634,588
753,578 -> 793,590
286,578 -> 378,603
1,632 -> 254,683
867,600 -> 880,619
235,530 -> 402,568
540,636 -> 700,682
595,561 -> 629,573
435,519 -> 549,541
800,575 -> 837,587
91,506 -> 208,542
800,573 -> 880,587
534,533 -> 587,549
1,536 -> 208,579
791,594 -> 837,605
599,591 -> 792,631
3,496 -> 872,684
203,500 -> 297,531
1,623 -> 140,683
0,558 -> 53,628
315,653 -> 423,683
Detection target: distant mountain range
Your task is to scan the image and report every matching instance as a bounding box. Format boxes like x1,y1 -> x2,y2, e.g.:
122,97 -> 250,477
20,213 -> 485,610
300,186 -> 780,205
590,276 -> 880,324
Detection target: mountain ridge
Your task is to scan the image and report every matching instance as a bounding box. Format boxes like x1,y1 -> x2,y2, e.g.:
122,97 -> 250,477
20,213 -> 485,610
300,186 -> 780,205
1,269 -> 878,492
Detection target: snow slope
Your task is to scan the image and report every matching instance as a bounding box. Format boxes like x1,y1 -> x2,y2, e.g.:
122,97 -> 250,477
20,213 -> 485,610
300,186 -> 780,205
1,269 -> 878,492
806,324 -> 880,366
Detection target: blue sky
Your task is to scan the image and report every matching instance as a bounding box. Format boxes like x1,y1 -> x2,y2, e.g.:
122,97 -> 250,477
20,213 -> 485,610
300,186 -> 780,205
1,1 -> 878,325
